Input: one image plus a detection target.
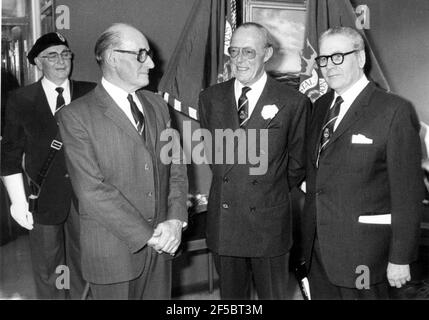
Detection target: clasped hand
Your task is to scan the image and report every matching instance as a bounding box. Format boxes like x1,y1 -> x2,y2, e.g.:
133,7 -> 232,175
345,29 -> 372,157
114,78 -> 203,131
147,219 -> 183,255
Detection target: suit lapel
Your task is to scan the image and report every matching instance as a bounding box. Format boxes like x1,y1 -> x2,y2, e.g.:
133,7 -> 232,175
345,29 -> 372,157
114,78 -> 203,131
34,81 -> 59,135
312,91 -> 334,164
327,82 -> 375,147
212,80 -> 240,130
94,84 -> 144,147
223,77 -> 282,176
245,77 -> 282,130
136,90 -> 158,152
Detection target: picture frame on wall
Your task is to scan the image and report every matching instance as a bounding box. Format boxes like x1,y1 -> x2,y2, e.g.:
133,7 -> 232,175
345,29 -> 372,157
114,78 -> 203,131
243,0 -> 307,86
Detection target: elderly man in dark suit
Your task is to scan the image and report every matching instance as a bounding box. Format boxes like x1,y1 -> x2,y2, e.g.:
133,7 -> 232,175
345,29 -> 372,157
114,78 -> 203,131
199,22 -> 310,300
57,23 -> 188,300
1,33 -> 95,299
301,26 -> 424,299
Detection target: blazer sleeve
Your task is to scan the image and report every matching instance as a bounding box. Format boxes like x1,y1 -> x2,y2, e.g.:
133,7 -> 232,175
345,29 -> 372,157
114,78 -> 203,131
158,98 -> 189,224
58,105 -> 153,253
1,91 -> 25,176
287,94 -> 311,189
386,102 -> 424,264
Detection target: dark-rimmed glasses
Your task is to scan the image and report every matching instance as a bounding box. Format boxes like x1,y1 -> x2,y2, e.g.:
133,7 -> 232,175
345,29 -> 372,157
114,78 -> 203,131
315,50 -> 359,67
114,48 -> 153,63
39,50 -> 73,63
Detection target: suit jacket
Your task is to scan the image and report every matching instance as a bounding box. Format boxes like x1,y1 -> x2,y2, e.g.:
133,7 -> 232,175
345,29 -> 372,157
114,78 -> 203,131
302,82 -> 424,287
57,84 -> 188,284
1,79 -> 96,225
199,76 -> 310,257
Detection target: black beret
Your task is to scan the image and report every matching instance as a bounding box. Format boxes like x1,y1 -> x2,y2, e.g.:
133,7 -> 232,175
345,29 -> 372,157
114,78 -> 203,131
27,32 -> 69,65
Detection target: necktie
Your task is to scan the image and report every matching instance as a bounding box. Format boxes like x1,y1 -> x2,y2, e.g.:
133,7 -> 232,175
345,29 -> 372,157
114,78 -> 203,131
55,87 -> 65,112
127,94 -> 145,136
316,96 -> 343,167
237,86 -> 251,127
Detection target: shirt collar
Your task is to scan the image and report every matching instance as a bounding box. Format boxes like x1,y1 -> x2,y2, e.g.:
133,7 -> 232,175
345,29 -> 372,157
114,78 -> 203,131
334,74 -> 369,105
235,72 -> 267,94
102,77 -> 132,99
42,77 -> 70,92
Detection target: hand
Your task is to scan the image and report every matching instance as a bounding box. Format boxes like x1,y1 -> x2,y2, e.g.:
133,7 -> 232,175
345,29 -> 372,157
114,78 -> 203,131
147,228 -> 162,253
10,201 -> 34,230
387,262 -> 410,288
150,219 -> 183,255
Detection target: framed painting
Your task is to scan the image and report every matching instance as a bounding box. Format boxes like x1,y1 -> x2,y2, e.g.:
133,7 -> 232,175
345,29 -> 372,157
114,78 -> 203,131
243,0 -> 307,84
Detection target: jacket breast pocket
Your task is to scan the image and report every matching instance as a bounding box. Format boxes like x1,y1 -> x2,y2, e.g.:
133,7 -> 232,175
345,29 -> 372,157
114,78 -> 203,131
346,143 -> 380,172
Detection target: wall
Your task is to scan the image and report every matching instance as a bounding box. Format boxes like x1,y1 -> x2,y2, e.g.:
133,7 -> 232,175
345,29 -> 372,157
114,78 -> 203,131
56,0 -> 196,91
351,0 -> 429,124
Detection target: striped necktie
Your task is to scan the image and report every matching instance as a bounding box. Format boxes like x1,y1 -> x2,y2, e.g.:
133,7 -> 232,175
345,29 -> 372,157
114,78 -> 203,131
127,94 -> 145,136
237,86 -> 251,127
55,87 -> 65,113
316,96 -> 343,167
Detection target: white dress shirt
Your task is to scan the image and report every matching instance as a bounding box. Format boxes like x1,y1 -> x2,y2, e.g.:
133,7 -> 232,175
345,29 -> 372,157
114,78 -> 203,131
234,72 -> 267,121
41,77 -> 71,115
101,78 -> 144,131
332,74 -> 370,131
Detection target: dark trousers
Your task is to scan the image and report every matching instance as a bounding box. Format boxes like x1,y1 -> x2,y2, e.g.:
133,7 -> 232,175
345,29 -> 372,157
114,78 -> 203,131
89,249 -> 172,300
29,203 -> 84,299
308,237 -> 389,300
213,252 -> 290,300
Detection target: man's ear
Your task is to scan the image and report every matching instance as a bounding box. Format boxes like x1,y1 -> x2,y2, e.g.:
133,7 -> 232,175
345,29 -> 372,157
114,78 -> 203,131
264,46 -> 274,63
105,48 -> 116,68
358,49 -> 366,69
34,57 -> 43,72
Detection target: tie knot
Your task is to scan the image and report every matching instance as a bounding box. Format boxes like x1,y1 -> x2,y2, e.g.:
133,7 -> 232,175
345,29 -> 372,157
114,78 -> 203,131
241,86 -> 251,96
56,87 -> 64,95
127,94 -> 134,103
334,95 -> 343,105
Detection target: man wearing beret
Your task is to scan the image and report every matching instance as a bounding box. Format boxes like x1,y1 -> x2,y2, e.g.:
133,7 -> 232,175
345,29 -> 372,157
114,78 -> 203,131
1,32 -> 96,299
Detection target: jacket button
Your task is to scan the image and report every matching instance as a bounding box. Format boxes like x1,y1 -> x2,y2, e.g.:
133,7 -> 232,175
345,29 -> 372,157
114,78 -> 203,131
222,203 -> 229,209
250,207 -> 256,212
145,164 -> 150,170
147,192 -> 153,197
64,174 -> 69,178
223,177 -> 229,183
148,218 -> 153,223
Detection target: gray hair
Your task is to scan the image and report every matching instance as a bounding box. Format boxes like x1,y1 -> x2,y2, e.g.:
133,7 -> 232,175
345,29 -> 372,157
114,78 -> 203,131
235,22 -> 274,48
319,26 -> 365,51
94,23 -> 127,66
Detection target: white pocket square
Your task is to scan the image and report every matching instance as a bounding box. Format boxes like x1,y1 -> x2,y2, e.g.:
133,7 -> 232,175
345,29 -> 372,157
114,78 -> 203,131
358,214 -> 391,224
351,134 -> 373,144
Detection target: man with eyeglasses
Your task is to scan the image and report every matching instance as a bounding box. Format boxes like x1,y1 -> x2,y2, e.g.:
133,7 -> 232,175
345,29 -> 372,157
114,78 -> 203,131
1,32 -> 95,299
300,26 -> 424,299
198,22 -> 310,299
57,23 -> 188,300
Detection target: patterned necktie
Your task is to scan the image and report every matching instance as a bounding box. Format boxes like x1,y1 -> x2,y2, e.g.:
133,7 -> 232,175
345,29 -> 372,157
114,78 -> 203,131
237,86 -> 251,127
55,87 -> 65,112
127,94 -> 145,136
316,96 -> 343,167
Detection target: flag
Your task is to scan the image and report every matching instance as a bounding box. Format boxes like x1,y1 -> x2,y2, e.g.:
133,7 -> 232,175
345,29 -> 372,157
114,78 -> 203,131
299,0 -> 329,102
157,0 -> 237,200
299,0 -> 390,102
158,0 -> 235,121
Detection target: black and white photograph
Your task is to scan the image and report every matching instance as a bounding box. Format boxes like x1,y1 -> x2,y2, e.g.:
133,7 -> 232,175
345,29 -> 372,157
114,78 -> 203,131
1,0 -> 429,309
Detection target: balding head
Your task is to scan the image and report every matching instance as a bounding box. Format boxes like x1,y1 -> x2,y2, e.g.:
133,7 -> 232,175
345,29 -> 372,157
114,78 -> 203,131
94,23 -> 154,92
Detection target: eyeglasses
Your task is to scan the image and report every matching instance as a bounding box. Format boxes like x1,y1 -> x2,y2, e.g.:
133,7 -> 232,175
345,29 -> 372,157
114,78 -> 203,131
315,50 -> 359,67
39,51 -> 73,63
228,46 -> 259,59
114,48 -> 153,63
